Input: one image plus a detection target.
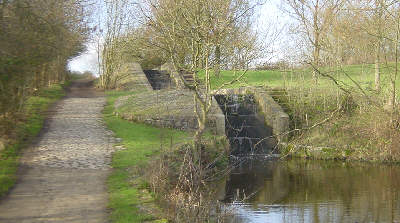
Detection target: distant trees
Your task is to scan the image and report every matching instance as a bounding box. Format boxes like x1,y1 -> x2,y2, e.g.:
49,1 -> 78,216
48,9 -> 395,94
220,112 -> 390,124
0,0 -> 89,125
284,0 -> 400,112
96,0 -> 261,91
121,27 -> 167,70
335,0 -> 400,110
375,0 -> 400,110
98,0 -> 132,89
284,0 -> 343,82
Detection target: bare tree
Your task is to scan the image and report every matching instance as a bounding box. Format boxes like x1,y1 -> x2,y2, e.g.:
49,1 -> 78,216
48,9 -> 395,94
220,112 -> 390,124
284,0 -> 343,82
374,0 -> 384,91
143,0 -> 259,146
381,1 -> 400,111
97,0 -> 140,89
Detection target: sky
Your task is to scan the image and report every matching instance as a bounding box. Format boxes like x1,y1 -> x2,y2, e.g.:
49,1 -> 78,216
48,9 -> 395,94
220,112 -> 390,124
68,42 -> 98,74
67,0 -> 290,75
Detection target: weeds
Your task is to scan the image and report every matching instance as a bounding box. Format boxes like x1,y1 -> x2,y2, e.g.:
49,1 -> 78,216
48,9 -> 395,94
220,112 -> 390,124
273,83 -> 400,161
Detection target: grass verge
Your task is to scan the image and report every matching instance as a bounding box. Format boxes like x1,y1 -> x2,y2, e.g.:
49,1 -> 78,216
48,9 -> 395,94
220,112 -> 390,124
0,84 -> 67,197
103,90 -> 191,223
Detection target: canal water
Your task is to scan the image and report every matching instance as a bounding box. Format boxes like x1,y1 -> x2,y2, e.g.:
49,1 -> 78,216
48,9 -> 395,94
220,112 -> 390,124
218,158 -> 400,223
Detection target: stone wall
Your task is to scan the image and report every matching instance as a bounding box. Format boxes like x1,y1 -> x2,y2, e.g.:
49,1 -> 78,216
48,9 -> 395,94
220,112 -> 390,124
117,113 -> 225,136
212,87 -> 289,142
160,62 -> 185,89
117,62 -> 153,91
114,89 -> 225,136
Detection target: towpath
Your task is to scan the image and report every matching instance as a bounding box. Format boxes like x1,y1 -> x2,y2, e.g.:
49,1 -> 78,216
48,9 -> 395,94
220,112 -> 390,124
0,79 -> 114,223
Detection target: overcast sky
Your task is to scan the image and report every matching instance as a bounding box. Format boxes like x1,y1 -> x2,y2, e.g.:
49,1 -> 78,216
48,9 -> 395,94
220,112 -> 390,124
67,0 -> 289,75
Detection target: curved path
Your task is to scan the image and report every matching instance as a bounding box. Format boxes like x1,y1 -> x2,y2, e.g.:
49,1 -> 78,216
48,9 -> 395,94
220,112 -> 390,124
0,80 -> 114,223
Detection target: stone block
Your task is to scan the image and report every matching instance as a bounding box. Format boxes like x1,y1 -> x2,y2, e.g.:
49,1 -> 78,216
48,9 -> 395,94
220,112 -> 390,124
160,62 -> 185,89
116,62 -> 153,91
115,89 -> 225,135
214,114 -> 226,136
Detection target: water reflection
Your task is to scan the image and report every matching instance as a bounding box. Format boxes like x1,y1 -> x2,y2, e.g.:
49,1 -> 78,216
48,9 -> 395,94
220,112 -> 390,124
220,158 -> 400,223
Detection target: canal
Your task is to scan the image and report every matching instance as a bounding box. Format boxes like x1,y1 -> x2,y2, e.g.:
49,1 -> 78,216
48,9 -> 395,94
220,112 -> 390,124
218,158 -> 400,222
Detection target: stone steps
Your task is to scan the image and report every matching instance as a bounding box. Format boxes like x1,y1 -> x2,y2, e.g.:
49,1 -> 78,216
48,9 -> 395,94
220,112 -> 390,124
182,73 -> 194,87
143,70 -> 174,90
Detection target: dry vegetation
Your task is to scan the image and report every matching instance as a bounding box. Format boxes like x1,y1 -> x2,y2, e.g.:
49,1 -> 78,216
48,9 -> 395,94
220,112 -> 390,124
145,141 -> 231,222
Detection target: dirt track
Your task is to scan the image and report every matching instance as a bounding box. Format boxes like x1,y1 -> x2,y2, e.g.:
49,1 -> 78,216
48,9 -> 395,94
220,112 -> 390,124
0,79 -> 114,223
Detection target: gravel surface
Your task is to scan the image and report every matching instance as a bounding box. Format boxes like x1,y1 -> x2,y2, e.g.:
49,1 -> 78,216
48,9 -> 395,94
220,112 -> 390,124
0,79 -> 114,223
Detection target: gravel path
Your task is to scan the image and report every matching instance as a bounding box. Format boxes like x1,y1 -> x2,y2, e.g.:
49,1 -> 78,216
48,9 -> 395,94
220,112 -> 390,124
0,80 -> 114,223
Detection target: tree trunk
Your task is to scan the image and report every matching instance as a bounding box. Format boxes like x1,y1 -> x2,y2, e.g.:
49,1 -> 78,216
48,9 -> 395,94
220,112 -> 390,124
312,0 -> 320,84
0,0 -> 7,31
41,63 -> 48,87
34,66 -> 41,90
214,45 -> 221,78
388,80 -> 396,110
375,45 -> 381,92
194,96 -> 207,150
388,18 -> 399,112
375,0 -> 383,92
194,117 -> 205,146
313,44 -> 320,81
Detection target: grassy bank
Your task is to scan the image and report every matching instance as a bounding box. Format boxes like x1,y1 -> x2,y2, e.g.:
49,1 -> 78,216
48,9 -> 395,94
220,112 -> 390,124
0,83 -> 67,197
269,84 -> 400,162
103,90 -> 192,223
201,64 -> 400,162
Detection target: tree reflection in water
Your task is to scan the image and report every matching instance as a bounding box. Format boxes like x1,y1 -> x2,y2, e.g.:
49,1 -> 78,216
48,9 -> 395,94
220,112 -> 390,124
219,158 -> 400,223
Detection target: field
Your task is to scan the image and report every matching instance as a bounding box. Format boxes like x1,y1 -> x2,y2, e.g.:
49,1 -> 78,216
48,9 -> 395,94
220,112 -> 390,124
201,63 -> 399,94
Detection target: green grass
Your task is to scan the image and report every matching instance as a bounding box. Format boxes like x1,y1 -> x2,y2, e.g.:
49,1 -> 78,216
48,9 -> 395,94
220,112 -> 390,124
201,63 -> 400,91
0,84 -> 66,197
202,69 -> 284,89
104,90 -> 191,223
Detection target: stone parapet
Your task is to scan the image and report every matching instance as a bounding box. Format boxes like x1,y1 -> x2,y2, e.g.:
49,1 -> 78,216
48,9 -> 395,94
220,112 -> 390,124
114,89 -> 226,136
